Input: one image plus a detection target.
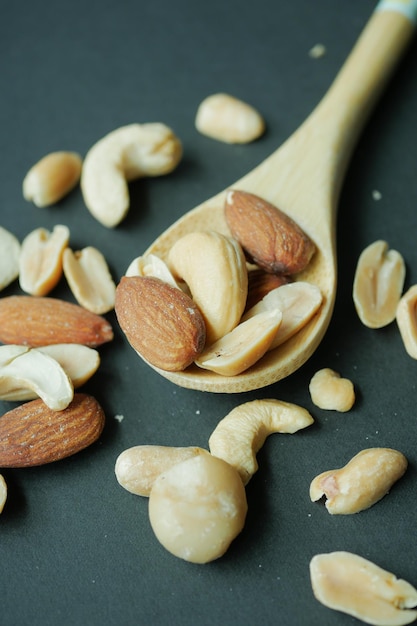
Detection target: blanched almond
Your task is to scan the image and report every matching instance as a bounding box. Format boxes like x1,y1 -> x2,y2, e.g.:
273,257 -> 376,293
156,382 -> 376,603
19,224 -> 70,296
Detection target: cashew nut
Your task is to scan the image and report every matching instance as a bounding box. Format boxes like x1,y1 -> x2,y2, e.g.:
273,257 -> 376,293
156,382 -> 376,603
148,450 -> 247,563
209,399 -> 314,484
115,445 -> 206,496
310,551 -> 417,625
310,448 -> 408,514
0,226 -> 20,291
168,231 -> 248,344
0,344 -> 100,401
0,344 -> 74,410
125,253 -> 180,289
81,123 -> 182,227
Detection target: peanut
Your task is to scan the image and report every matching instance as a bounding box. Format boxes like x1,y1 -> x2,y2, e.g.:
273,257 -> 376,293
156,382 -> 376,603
310,448 -> 407,514
19,224 -> 70,296
23,151 -> 82,207
0,226 -> 20,291
353,240 -> 405,328
396,285 -> 417,359
63,246 -> 116,314
0,474 -> 7,513
310,551 -> 417,625
309,368 -> 355,412
115,445 -> 206,496
195,93 -> 265,144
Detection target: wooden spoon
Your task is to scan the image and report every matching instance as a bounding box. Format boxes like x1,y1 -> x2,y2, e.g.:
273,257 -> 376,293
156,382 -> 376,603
144,3 -> 416,393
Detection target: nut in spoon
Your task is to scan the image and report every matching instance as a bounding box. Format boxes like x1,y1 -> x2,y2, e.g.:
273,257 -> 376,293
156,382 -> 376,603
144,1 -> 417,393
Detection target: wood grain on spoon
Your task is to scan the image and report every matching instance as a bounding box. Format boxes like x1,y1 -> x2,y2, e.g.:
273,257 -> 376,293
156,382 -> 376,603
145,6 -> 416,393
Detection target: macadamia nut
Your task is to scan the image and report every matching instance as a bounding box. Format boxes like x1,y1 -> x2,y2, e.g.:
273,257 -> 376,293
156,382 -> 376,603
148,451 -> 247,563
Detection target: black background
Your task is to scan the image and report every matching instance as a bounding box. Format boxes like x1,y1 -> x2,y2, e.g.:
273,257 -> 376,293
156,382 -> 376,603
1,1 -> 417,624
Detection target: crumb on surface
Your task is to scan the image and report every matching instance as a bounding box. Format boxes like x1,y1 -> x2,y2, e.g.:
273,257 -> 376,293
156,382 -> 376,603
309,43 -> 326,59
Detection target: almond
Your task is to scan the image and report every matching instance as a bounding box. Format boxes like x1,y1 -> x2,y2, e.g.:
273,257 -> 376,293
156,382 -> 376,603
115,275 -> 206,371
0,393 -> 105,467
224,189 -> 316,275
0,295 -> 113,347
245,268 -> 291,312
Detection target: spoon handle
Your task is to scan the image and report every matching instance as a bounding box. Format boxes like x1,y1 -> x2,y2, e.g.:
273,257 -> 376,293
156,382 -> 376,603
257,0 -> 417,238
310,0 -> 417,197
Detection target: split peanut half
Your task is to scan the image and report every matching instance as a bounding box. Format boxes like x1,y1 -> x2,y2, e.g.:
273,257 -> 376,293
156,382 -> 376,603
353,240 -> 405,328
19,224 -> 70,296
0,226 -> 20,291
310,551 -> 417,625
63,246 -> 116,314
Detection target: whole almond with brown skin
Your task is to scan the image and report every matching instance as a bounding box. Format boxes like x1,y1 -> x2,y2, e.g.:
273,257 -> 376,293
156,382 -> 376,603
0,393 -> 105,467
0,295 -> 113,347
245,268 -> 291,312
115,275 -> 206,371
225,190 -> 316,275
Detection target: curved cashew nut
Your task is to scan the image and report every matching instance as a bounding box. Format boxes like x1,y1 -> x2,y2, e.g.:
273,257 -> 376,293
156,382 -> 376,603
168,231 -> 248,344
0,344 -> 100,401
0,345 -> 74,410
81,123 -> 182,228
209,399 -> 314,484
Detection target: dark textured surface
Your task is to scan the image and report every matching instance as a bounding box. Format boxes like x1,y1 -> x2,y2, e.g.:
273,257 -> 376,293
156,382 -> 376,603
1,1 -> 417,624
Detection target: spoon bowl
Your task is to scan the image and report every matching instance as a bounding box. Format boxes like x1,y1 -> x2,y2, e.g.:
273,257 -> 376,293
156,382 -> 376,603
144,3 -> 416,393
